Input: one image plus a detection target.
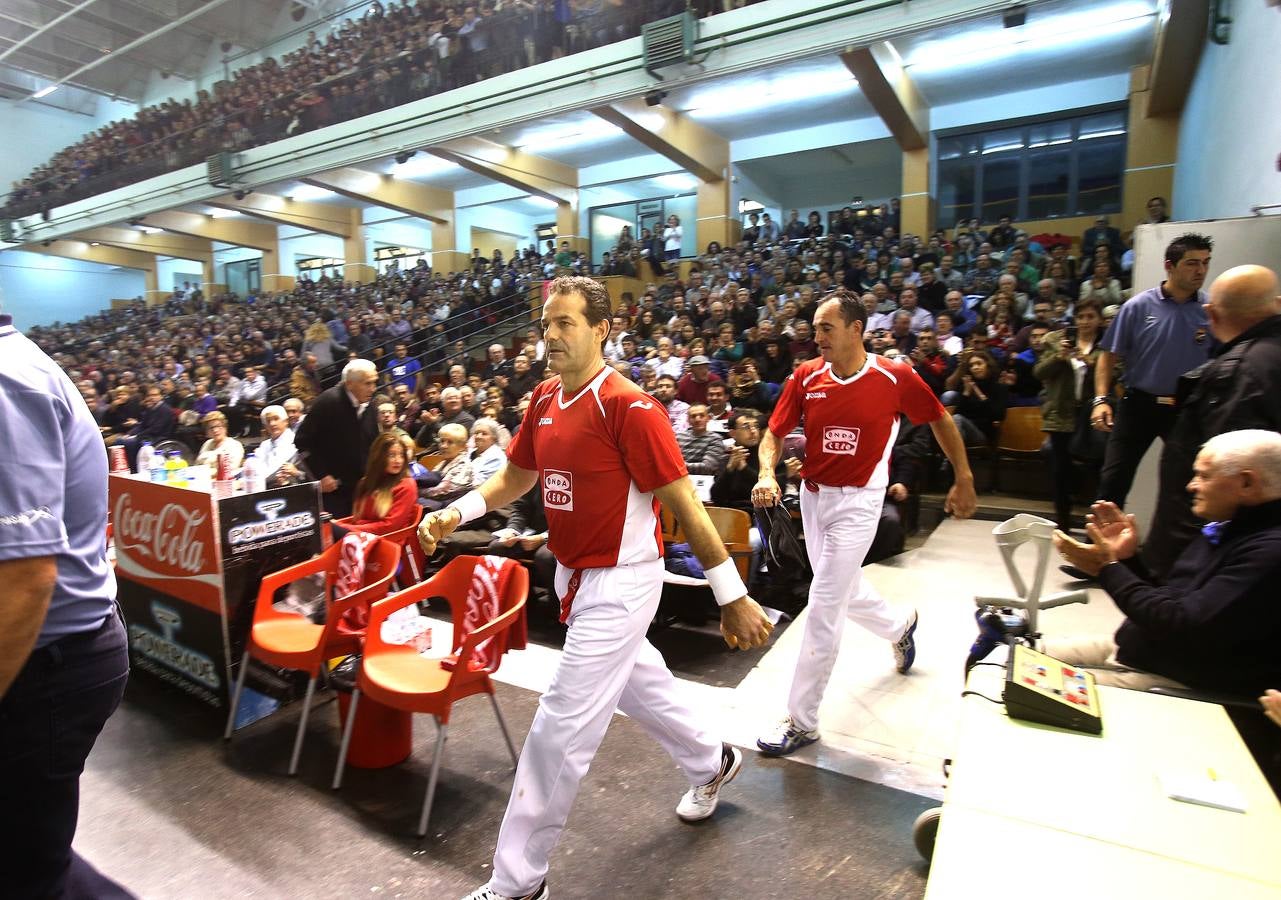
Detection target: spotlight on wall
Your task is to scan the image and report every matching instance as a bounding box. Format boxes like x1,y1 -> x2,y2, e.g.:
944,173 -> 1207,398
1002,4 -> 1027,28
233,189 -> 249,200
394,150 -> 417,165
644,90 -> 668,107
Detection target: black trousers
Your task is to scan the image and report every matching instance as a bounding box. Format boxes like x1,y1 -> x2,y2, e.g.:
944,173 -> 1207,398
0,610 -> 131,899
1096,390 -> 1178,508
1047,430 -> 1075,528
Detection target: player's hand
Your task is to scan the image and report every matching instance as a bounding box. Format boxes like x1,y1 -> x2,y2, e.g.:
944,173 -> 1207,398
719,596 -> 773,650
418,507 -> 461,556
944,475 -> 976,519
751,474 -> 780,507
1261,689 -> 1281,729
887,482 -> 909,502
784,456 -> 803,479
1091,402 -> 1113,431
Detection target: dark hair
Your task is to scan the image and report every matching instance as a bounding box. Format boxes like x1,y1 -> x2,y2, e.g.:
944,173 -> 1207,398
730,409 -> 762,429
819,288 -> 868,331
1164,233 -> 1213,267
548,275 -> 613,351
655,374 -> 678,387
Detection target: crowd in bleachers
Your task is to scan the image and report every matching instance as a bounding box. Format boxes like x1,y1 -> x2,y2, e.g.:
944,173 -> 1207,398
4,0 -> 768,218
36,198 -> 1167,582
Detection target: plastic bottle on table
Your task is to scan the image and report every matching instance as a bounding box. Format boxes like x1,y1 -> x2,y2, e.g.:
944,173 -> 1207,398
242,451 -> 263,493
136,441 -> 155,476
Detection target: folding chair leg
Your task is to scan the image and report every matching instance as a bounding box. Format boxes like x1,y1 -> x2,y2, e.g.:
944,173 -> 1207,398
488,691 -> 519,768
288,675 -> 318,776
332,688 -> 360,790
405,546 -> 422,584
223,650 -> 251,740
418,720 -> 448,837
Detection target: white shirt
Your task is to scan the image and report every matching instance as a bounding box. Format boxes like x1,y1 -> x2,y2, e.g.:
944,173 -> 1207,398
230,376 -> 266,407
470,442 -> 507,484
664,225 -> 683,252
645,356 -> 684,380
257,429 -> 297,478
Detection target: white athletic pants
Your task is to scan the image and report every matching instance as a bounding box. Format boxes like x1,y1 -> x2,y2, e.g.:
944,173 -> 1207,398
489,558 -> 722,897
788,483 -> 910,733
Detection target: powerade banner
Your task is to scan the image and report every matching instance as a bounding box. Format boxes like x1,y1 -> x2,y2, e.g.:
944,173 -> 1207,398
110,475 -> 231,707
218,483 -> 323,694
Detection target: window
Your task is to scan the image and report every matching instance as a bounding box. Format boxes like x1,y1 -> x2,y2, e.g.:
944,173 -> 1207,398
935,108 -> 1127,226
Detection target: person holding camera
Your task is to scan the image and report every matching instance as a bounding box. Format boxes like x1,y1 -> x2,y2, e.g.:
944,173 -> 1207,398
1034,299 -> 1105,531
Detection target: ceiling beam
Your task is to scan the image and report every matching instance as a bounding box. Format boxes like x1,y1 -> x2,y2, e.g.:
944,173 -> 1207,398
0,52 -> 132,100
1147,0 -> 1209,116
141,210 -> 279,251
22,238 -> 156,272
0,9 -> 194,78
17,0 -> 236,103
301,168 -> 453,225
205,193 -> 354,238
70,225 -> 212,260
427,137 -> 578,204
840,44 -> 927,151
0,0 -> 102,66
588,103 -> 727,183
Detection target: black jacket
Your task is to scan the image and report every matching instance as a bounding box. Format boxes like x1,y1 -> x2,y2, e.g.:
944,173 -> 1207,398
710,445 -> 788,512
1102,499 -> 1281,695
294,385 -> 378,495
1144,315 -> 1281,576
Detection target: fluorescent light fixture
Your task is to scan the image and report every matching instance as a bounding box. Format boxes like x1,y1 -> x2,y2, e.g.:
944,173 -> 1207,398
514,119 -> 621,150
904,1 -> 1156,74
394,155 -> 459,178
209,209 -> 240,218
655,173 -> 699,191
1028,138 -> 1073,148
288,184 -> 336,202
33,85 -> 59,99
140,226 -> 163,234
1078,129 -> 1126,140
525,195 -> 560,209
982,143 -> 1025,155
684,69 -> 857,118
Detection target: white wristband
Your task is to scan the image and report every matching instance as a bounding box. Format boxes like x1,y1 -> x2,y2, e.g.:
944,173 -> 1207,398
447,490 -> 487,526
705,557 -> 748,607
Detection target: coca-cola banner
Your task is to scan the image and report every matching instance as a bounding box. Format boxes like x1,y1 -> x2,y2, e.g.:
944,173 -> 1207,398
110,475 -> 224,613
110,475 -> 230,706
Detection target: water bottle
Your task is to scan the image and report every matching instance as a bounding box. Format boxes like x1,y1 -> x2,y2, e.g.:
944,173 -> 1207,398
148,448 -> 166,482
164,451 -> 184,483
136,441 -> 155,476
242,451 -> 263,494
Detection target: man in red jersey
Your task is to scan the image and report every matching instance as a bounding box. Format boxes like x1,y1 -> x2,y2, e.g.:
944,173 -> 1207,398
752,289 -> 977,756
419,275 -> 773,900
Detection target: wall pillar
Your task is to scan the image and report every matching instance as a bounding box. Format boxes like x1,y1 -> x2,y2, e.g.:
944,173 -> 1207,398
901,148 -> 933,237
1123,65 -> 1180,234
343,208 -> 376,283
697,177 -> 739,253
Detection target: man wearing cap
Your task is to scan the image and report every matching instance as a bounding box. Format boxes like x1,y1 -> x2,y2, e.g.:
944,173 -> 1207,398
676,354 -> 723,406
1091,233 -> 1214,508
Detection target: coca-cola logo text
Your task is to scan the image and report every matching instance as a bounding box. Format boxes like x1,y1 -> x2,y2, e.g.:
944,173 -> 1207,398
114,492 -> 209,574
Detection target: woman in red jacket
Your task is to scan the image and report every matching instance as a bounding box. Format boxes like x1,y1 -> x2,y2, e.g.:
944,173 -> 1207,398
349,433 -> 418,535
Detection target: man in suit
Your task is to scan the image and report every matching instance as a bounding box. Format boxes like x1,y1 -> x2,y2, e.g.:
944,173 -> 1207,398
294,358 -> 379,517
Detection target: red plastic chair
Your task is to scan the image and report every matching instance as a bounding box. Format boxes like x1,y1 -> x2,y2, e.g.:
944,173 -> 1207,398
223,537 -> 401,775
332,504 -> 426,589
331,555 -> 529,836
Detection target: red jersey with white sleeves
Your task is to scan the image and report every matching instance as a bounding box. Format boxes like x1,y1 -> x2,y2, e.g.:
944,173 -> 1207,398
506,365 -> 688,570
768,355 -> 945,489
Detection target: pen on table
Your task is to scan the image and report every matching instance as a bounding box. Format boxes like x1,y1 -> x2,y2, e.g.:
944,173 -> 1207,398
1208,767 -> 1218,781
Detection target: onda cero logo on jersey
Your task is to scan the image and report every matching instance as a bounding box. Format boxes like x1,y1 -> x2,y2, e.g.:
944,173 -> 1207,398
822,426 -> 861,455
543,468 -> 574,511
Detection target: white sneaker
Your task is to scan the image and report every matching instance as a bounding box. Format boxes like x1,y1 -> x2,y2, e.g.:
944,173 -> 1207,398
676,743 -> 743,822
461,883 -> 548,900
755,716 -> 819,756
